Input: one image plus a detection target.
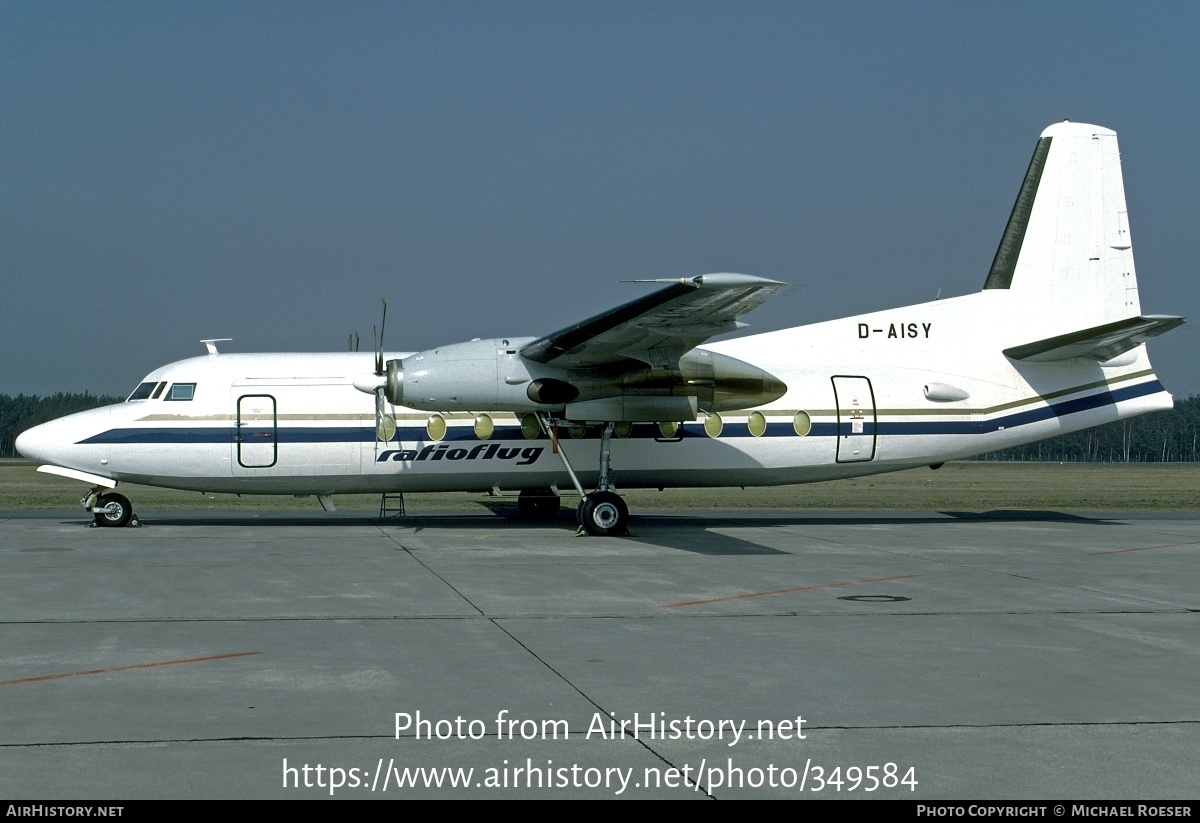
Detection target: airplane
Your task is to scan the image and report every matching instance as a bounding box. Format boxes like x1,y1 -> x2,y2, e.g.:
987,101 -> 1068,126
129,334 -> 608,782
15,121 -> 1183,535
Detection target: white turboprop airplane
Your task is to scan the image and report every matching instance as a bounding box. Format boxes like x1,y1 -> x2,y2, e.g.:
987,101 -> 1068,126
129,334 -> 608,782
16,121 -> 1183,534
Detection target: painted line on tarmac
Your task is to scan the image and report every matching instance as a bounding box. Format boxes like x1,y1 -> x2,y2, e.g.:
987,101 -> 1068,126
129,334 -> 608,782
0,651 -> 262,686
1091,539 -> 1200,556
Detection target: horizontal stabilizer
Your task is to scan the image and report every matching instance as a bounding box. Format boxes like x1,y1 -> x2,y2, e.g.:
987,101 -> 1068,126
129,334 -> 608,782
1003,315 -> 1184,362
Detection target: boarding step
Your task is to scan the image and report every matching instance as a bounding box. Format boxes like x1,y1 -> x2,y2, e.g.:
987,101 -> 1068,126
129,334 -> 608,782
379,492 -> 406,519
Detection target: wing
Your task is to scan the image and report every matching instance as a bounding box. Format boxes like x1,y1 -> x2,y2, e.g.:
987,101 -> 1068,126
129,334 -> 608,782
520,273 -> 787,369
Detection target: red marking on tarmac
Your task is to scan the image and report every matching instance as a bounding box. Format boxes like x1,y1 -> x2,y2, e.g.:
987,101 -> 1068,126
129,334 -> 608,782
0,651 -> 262,686
662,574 -> 919,608
1090,540 -> 1200,557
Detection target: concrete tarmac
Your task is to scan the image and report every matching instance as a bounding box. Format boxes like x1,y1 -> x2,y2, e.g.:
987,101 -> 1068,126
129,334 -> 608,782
1,506 -> 1197,799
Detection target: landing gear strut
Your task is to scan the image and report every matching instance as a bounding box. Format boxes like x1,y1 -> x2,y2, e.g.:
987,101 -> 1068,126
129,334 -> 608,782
538,415 -> 630,536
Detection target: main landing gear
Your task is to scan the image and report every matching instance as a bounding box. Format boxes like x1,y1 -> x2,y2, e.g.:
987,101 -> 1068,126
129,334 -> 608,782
577,490 -> 628,537
85,488 -> 138,528
537,415 -> 630,537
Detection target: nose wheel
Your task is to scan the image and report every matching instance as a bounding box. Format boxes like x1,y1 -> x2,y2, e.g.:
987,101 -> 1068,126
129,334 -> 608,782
91,492 -> 135,528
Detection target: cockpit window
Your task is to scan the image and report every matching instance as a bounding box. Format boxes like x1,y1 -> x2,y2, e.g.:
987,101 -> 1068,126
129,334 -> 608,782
150,381 -> 167,399
127,382 -> 157,401
165,383 -> 196,401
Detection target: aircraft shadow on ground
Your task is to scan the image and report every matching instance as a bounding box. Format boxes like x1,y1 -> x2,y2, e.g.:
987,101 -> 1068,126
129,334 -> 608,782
35,507 -> 1122,557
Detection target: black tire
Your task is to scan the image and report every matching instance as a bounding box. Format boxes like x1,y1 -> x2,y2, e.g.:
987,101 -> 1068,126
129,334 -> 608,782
93,492 -> 133,528
517,488 -> 561,519
577,491 -> 629,536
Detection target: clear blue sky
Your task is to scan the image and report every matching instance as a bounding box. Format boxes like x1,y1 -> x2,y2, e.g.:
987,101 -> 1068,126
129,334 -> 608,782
3,1 -> 1197,396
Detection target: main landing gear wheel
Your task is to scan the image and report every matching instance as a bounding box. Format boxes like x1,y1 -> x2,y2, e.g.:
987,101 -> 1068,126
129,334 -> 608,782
517,488 -> 562,520
93,492 -> 133,528
577,491 -> 629,536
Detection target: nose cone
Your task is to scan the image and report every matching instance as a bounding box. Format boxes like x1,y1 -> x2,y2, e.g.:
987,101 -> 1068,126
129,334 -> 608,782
14,406 -> 113,467
14,420 -> 57,463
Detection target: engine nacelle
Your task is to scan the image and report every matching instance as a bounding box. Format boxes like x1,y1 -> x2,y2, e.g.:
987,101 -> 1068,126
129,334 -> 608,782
385,338 -> 535,410
383,338 -> 786,418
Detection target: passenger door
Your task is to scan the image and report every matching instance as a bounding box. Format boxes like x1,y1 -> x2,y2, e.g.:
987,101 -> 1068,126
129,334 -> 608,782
832,376 -> 876,462
235,394 -> 277,469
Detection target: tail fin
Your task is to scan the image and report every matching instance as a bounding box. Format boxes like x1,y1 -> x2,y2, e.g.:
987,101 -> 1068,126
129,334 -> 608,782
985,122 -> 1148,329
985,121 -> 1182,358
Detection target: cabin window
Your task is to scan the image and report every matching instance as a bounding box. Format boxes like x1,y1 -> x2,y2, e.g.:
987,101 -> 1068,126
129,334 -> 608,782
747,411 -> 767,437
127,382 -> 156,401
793,410 -> 812,437
474,413 -> 494,440
520,413 -> 541,440
703,412 -> 723,437
165,383 -> 196,401
426,414 -> 447,441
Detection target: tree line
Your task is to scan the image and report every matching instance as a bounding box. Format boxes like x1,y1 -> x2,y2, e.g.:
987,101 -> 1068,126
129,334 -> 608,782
0,393 -> 122,458
2,391 -> 1199,462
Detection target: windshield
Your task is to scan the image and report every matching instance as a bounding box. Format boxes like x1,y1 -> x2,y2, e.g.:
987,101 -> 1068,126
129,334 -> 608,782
127,382 -> 156,401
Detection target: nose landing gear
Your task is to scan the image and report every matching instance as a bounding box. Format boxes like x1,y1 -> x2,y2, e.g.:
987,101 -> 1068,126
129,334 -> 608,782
85,489 -> 137,528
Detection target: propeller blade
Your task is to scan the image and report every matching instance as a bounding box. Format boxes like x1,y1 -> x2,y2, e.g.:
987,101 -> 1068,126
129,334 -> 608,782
374,386 -> 396,447
375,297 -> 388,376
374,387 -> 382,454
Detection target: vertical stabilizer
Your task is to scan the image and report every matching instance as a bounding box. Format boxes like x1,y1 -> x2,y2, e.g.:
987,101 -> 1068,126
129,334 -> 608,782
984,122 -> 1141,329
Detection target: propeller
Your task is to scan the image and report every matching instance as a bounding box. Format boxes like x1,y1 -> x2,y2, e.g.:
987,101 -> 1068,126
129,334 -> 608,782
351,298 -> 398,450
